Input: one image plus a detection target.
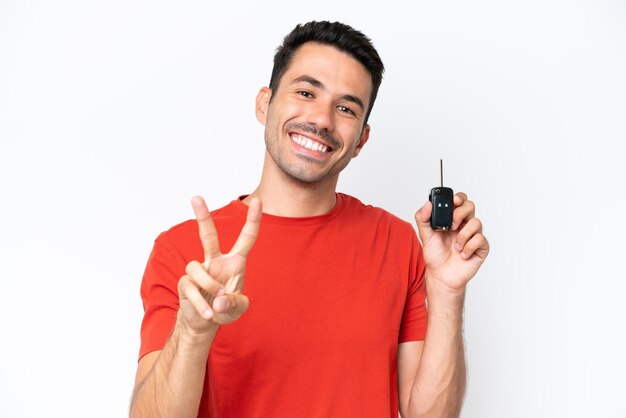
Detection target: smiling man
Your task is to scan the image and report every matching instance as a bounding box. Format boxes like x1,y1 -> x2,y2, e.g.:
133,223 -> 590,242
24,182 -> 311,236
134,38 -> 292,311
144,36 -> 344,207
130,21 -> 489,418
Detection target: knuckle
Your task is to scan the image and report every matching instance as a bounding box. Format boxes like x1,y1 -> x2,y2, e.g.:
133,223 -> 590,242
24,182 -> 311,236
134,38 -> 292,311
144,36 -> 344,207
200,230 -> 218,242
241,231 -> 258,241
247,216 -> 261,225
195,212 -> 209,221
208,261 -> 225,278
178,275 -> 192,292
204,279 -> 220,294
185,260 -> 200,275
468,234 -> 483,249
459,228 -> 471,240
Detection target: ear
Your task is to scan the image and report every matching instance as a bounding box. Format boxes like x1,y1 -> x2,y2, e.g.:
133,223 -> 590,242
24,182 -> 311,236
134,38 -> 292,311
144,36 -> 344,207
255,87 -> 272,125
352,124 -> 371,157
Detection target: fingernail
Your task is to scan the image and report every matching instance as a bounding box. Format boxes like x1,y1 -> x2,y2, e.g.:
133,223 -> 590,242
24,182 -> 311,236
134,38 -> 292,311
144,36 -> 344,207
461,252 -> 468,259
455,242 -> 462,251
216,287 -> 225,297
216,299 -> 228,312
203,309 -> 213,319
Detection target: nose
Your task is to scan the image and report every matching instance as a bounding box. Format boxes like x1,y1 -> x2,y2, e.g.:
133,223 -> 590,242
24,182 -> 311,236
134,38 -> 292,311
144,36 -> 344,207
305,99 -> 335,132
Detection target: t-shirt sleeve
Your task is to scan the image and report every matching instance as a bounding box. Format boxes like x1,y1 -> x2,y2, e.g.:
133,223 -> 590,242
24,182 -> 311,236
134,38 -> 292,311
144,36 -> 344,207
138,234 -> 186,360
398,230 -> 428,342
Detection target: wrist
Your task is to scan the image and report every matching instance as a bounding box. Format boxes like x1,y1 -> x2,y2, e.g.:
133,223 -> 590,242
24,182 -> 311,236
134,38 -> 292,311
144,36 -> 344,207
175,313 -> 220,351
426,273 -> 466,319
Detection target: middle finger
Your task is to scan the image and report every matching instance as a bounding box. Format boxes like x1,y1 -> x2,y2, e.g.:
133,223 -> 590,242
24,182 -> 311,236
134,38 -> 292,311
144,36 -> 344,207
452,199 -> 475,231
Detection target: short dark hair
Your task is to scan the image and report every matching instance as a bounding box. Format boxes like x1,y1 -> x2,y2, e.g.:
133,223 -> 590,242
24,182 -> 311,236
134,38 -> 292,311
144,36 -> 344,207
269,21 -> 384,123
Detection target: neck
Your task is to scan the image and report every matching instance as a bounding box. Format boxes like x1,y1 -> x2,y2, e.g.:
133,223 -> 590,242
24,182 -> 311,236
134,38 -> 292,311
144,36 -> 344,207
243,152 -> 339,217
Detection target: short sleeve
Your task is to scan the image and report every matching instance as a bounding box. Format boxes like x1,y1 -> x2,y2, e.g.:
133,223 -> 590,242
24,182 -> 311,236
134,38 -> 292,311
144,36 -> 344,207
398,230 -> 428,342
138,235 -> 186,360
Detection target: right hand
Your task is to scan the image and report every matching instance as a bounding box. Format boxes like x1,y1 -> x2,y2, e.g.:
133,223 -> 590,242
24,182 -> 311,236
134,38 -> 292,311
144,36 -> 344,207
177,196 -> 262,334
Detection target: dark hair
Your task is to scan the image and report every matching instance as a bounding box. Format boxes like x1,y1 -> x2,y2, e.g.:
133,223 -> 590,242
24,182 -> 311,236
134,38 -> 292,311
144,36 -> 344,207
269,21 -> 384,123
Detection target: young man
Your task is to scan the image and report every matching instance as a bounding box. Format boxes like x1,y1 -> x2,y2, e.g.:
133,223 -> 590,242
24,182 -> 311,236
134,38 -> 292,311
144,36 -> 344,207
131,21 -> 489,418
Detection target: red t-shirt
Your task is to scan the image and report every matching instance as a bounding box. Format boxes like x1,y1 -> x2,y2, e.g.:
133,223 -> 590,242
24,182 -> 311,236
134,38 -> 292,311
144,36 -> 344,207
139,193 -> 428,417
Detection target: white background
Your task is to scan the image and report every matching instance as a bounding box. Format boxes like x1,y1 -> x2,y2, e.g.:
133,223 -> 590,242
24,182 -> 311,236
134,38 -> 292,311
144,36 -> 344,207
1,0 -> 625,417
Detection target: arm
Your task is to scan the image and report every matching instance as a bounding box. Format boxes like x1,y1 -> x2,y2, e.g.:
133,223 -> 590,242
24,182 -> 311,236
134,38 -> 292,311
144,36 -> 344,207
130,319 -> 218,417
130,196 -> 262,418
398,282 -> 466,418
399,193 -> 488,418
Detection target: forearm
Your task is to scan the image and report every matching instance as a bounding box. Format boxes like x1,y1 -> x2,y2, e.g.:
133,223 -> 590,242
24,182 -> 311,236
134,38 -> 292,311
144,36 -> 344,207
408,277 -> 467,418
130,315 -> 218,418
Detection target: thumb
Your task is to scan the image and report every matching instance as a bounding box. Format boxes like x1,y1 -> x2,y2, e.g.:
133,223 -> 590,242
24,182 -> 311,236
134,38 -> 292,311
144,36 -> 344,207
213,293 -> 249,317
415,201 -> 435,244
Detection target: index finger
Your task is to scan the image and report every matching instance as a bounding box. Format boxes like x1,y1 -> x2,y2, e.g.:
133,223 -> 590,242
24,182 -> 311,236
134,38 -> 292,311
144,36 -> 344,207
230,197 -> 262,257
454,192 -> 468,207
191,196 -> 221,262
414,200 -> 435,244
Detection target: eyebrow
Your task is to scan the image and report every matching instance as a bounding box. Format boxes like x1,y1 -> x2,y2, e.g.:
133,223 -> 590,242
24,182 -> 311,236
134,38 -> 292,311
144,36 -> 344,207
291,75 -> 365,112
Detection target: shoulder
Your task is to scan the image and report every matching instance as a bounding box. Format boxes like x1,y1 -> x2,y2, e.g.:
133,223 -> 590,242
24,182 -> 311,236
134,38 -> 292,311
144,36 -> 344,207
155,219 -> 197,245
153,199 -> 244,254
338,193 -> 414,233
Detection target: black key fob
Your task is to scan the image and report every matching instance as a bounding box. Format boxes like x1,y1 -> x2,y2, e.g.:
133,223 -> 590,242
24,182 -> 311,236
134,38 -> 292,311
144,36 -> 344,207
429,186 -> 454,230
428,159 -> 454,231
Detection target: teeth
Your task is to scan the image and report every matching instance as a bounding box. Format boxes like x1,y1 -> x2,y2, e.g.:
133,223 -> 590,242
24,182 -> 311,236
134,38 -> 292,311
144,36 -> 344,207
291,134 -> 329,153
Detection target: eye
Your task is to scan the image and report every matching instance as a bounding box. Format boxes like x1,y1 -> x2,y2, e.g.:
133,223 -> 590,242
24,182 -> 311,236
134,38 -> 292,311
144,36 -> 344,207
337,105 -> 356,116
297,90 -> 313,98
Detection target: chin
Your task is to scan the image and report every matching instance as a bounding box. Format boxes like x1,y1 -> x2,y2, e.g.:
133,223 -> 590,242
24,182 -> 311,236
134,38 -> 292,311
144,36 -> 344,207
285,169 -> 327,184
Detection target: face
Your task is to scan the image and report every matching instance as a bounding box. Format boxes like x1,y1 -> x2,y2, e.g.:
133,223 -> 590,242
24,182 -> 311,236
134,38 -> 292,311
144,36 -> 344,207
256,42 -> 372,185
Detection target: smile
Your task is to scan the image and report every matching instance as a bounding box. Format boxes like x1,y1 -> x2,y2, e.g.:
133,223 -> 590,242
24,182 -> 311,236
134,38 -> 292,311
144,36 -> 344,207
290,133 -> 331,153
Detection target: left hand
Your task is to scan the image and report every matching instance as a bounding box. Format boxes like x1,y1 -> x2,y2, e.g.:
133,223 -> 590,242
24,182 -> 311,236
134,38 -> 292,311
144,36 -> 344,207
415,192 -> 489,293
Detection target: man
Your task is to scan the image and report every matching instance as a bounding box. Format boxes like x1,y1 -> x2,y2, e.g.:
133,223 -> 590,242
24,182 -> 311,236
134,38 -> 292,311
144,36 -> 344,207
131,21 -> 489,418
